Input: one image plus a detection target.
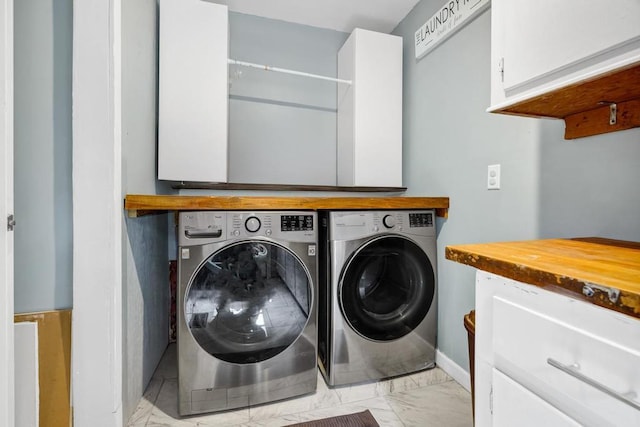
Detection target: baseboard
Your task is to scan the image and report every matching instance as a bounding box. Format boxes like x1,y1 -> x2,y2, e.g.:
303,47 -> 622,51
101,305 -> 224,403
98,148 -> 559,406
436,349 -> 471,392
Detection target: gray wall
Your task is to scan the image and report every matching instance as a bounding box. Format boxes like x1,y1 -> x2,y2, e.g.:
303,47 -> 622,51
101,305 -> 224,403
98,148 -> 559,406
396,0 -> 640,372
538,120 -> 640,240
121,0 -> 171,422
227,13 -> 348,185
394,3 -> 540,370
14,0 -> 73,313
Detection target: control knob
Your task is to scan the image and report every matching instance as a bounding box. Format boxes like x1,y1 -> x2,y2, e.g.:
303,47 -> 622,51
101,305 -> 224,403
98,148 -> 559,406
245,216 -> 261,233
382,214 -> 396,229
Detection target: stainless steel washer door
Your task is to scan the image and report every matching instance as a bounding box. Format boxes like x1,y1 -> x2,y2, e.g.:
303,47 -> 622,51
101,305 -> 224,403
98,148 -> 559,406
339,235 -> 435,341
185,240 -> 312,364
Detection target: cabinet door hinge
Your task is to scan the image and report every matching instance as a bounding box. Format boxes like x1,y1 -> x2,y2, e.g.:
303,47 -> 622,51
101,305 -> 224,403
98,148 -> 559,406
7,214 -> 15,231
498,58 -> 504,82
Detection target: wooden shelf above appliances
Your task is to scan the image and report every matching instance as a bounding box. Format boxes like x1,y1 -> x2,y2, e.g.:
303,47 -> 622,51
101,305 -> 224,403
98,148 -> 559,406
124,194 -> 450,218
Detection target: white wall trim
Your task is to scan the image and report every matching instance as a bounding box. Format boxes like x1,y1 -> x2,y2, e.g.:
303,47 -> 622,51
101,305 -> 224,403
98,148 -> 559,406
72,0 -> 123,425
0,0 -> 14,425
436,349 -> 471,392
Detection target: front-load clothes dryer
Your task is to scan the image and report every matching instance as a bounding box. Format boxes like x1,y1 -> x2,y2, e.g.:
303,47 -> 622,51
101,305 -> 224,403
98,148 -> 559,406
177,211 -> 318,415
318,210 -> 437,387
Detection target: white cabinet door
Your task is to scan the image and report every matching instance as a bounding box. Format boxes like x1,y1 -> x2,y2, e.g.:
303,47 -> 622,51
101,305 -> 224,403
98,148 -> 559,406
490,0 -> 640,109
337,29 -> 403,187
158,0 -> 228,182
493,369 -> 581,427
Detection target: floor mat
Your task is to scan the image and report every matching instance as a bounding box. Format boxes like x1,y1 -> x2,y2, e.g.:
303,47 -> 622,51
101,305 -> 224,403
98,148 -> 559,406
284,410 -> 379,427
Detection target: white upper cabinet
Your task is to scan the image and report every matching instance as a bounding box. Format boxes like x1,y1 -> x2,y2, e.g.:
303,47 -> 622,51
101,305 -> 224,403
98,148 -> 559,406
158,0 -> 229,183
489,0 -> 640,112
337,29 -> 403,188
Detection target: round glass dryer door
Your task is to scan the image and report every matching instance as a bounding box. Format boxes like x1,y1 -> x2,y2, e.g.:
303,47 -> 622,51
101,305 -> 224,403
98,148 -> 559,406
184,241 -> 312,364
339,236 -> 435,341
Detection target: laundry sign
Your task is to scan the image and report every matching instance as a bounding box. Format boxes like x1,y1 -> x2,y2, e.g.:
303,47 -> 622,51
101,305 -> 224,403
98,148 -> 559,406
415,0 -> 490,60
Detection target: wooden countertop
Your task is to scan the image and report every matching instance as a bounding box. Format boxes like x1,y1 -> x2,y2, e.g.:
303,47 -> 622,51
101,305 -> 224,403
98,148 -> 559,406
124,194 -> 450,217
446,237 -> 640,319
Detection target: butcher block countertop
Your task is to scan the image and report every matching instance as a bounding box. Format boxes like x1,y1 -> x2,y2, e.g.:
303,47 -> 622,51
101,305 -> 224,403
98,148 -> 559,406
446,237 -> 640,319
124,194 -> 449,217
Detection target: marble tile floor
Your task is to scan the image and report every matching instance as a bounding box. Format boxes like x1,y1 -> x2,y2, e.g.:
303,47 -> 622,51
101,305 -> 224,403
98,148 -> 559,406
127,344 -> 472,427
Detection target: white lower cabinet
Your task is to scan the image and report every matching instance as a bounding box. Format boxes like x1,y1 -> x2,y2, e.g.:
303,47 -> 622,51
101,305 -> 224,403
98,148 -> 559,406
475,271 -> 640,427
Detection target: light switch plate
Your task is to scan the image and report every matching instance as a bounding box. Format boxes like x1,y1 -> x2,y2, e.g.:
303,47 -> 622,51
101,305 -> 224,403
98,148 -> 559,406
488,164 -> 501,190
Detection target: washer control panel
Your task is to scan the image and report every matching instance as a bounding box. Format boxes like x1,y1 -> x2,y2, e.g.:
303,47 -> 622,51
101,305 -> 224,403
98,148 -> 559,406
179,211 -> 316,246
382,214 -> 396,229
245,216 -> 261,233
281,215 -> 314,231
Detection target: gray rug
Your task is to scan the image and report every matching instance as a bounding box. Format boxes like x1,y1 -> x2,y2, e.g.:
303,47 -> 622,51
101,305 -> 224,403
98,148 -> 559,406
284,410 -> 380,427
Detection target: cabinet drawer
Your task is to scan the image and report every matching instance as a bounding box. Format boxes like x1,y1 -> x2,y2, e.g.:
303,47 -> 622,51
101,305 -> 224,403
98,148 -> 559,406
493,295 -> 640,427
493,368 -> 580,427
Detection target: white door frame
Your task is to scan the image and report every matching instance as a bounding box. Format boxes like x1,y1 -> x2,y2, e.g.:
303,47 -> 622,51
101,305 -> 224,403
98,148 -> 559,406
72,0 -> 123,425
0,0 -> 14,425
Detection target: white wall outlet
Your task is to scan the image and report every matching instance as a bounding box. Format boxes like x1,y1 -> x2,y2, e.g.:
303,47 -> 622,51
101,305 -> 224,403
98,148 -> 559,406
488,164 -> 501,190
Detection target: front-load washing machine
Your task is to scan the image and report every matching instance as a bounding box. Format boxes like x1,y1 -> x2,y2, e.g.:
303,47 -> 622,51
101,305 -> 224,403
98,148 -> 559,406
177,211 -> 318,415
318,210 -> 437,386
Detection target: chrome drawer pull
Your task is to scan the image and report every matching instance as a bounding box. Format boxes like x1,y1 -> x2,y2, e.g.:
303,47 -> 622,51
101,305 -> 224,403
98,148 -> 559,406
547,358 -> 640,410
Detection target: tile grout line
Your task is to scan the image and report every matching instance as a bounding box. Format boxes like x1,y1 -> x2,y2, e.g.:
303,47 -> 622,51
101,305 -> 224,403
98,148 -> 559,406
381,395 -> 409,427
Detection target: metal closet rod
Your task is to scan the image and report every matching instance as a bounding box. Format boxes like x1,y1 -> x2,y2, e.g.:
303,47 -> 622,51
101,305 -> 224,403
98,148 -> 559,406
228,59 -> 352,85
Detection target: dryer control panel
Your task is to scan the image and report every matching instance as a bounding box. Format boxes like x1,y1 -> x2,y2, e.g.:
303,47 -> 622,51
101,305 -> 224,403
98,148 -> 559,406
328,210 -> 435,240
408,212 -> 434,228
